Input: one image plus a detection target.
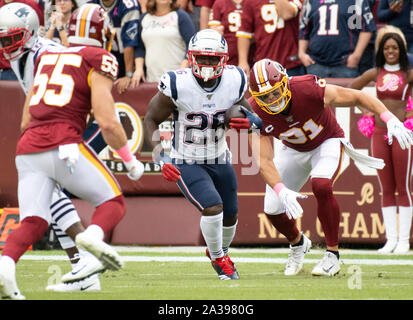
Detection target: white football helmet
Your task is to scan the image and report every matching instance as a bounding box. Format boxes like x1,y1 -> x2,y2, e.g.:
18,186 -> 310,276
0,3 -> 39,61
187,29 -> 228,82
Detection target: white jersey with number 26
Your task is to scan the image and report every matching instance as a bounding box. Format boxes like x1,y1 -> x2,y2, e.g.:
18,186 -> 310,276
158,65 -> 248,161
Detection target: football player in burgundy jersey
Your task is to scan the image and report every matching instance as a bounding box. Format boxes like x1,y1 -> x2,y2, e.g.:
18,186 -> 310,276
351,29 -> 413,254
0,3 -> 144,299
236,0 -> 304,76
0,2 -> 111,293
208,0 -> 253,66
239,59 -> 413,276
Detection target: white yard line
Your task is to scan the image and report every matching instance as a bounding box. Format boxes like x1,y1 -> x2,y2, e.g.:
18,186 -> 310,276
112,246 -> 413,256
20,254 -> 413,266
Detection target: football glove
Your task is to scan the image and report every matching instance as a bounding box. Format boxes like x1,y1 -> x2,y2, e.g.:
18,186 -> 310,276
277,186 -> 307,220
386,116 -> 413,150
229,107 -> 263,131
156,153 -> 181,182
123,156 -> 145,181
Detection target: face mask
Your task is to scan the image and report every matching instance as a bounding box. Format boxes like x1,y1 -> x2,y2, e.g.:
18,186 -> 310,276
268,96 -> 286,113
200,66 -> 215,82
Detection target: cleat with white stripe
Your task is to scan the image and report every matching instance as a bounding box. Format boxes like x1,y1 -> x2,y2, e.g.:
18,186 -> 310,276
311,251 -> 340,277
284,232 -> 311,276
75,227 -> 123,272
47,274 -> 101,292
61,251 -> 106,283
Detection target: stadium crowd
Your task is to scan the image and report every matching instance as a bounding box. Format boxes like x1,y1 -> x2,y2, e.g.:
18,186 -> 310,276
0,0 -> 413,298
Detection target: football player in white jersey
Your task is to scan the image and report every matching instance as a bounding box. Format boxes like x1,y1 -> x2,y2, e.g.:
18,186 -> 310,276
0,2 -> 105,293
144,29 -> 263,280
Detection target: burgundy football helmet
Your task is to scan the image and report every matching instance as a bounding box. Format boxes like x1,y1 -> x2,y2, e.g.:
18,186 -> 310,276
68,3 -> 115,51
249,59 -> 292,114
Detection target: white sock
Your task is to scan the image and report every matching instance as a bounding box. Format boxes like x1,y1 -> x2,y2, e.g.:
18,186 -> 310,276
382,206 -> 398,243
398,206 -> 412,243
85,224 -> 104,240
222,221 -> 237,255
200,213 -> 223,260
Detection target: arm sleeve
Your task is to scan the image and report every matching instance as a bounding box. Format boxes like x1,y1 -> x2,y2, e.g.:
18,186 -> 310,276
134,13 -> 146,59
298,0 -> 312,40
377,0 -> 397,22
236,0 -> 254,38
360,0 -> 376,32
158,72 -> 176,100
120,7 -> 141,48
177,9 -> 196,48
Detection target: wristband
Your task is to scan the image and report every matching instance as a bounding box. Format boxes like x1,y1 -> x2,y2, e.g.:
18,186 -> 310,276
379,110 -> 394,123
57,25 -> 65,32
116,144 -> 133,163
125,72 -> 133,78
273,182 -> 285,196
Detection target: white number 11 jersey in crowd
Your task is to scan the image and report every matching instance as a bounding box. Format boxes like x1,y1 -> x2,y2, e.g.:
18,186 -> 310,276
158,65 -> 248,161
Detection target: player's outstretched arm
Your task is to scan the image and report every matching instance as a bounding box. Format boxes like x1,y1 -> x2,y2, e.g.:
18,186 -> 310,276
325,84 -> 413,150
91,70 -> 144,180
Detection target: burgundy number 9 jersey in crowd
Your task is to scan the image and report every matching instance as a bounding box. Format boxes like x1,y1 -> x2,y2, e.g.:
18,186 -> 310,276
249,75 -> 344,152
16,46 -> 119,155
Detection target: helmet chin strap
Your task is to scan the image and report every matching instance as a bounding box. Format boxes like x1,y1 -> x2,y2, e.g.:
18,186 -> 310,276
200,66 -> 214,82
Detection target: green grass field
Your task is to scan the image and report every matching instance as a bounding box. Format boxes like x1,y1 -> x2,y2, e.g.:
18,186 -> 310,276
11,246 -> 413,301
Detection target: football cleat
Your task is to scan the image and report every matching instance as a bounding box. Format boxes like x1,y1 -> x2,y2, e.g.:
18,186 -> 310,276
206,248 -> 239,279
311,251 -> 340,277
0,257 -> 25,300
393,241 -> 410,254
61,250 -> 106,283
378,241 -> 398,254
284,232 -> 312,276
75,230 -> 124,272
46,274 -> 101,292
210,256 -> 239,280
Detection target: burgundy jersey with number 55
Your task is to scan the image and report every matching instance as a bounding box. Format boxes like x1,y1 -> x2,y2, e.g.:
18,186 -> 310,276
250,74 -> 344,152
16,46 -> 118,155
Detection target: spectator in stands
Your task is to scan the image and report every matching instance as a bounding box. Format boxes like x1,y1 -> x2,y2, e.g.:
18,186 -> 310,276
208,0 -> 254,66
0,0 -> 45,81
350,26 -> 413,254
88,0 -> 141,94
359,0 -> 378,75
196,0 -> 214,30
236,0 -> 304,77
45,0 -> 78,46
299,0 -> 376,78
377,0 -> 413,55
132,0 -> 195,86
185,0 -> 201,32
